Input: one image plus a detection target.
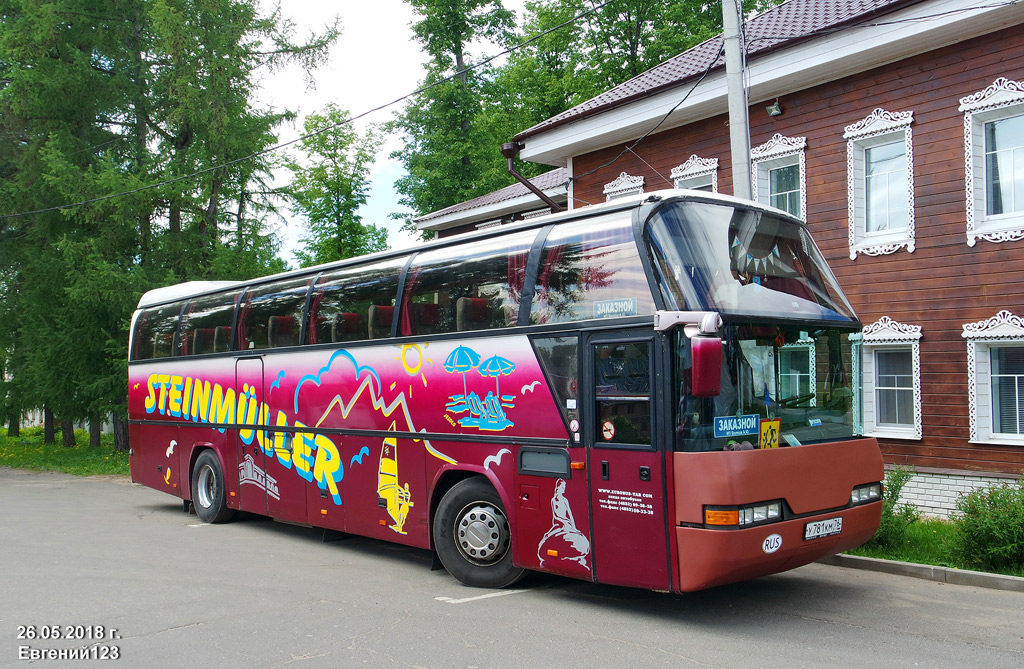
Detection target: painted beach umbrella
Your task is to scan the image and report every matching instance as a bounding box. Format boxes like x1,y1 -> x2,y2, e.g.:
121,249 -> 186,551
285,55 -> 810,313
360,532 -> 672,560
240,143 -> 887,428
444,345 -> 481,399
478,354 -> 516,398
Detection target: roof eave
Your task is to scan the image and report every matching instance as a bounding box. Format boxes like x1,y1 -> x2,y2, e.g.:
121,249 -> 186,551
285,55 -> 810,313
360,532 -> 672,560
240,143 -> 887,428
517,0 -> 1023,167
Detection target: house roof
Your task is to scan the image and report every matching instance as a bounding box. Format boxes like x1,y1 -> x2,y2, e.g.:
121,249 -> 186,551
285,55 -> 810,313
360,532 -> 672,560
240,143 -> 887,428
514,0 -> 920,142
414,167 -> 567,230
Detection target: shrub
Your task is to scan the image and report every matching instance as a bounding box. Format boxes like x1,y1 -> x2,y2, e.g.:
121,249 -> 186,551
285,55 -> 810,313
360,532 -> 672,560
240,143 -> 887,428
865,467 -> 919,550
949,478 -> 1024,572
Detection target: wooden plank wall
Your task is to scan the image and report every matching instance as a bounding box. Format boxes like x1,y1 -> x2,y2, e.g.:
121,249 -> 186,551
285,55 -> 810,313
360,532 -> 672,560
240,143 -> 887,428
571,24 -> 1024,476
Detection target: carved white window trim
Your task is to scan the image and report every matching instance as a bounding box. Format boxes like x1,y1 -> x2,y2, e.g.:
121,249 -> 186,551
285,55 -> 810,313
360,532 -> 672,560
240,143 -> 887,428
844,109 -> 915,259
670,155 -> 718,192
779,336 -> 816,408
751,134 -> 807,220
603,172 -> 645,201
858,317 -> 923,440
962,310 -> 1024,445
851,333 -> 863,435
960,77 -> 1024,247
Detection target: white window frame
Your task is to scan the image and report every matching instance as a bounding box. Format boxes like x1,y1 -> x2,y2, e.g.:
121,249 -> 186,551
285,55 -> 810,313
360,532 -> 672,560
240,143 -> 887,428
962,309 -> 1024,445
751,134 -> 806,220
779,337 -> 816,407
960,77 -> 1024,246
670,155 -> 718,192
603,172 -> 645,201
844,109 -> 915,259
855,316 -> 922,440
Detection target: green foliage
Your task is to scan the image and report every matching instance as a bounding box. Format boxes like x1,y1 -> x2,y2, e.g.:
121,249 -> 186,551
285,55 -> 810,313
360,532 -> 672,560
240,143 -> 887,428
392,0 -> 785,227
949,479 -> 1024,572
0,427 -> 129,477
0,0 -> 338,442
865,467 -> 920,550
849,517 -> 958,568
285,104 -> 388,267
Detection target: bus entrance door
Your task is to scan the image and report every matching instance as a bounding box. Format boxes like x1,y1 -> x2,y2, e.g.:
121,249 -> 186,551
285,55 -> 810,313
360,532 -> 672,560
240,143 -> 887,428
235,357 -> 268,516
585,333 -> 671,590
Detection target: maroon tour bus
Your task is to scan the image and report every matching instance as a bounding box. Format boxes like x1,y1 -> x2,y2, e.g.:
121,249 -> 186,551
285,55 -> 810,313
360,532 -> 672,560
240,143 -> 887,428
128,190 -> 883,592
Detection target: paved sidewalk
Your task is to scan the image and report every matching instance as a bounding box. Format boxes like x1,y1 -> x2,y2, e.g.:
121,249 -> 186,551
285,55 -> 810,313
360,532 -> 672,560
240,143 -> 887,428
819,553 -> 1024,592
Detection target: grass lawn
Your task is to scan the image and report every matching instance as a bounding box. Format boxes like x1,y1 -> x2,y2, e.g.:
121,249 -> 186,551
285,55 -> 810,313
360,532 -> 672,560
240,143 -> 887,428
0,428 -> 129,477
847,517 -> 1024,578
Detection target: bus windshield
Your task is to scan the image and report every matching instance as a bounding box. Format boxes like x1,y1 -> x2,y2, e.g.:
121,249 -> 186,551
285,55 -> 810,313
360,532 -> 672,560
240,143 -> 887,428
674,324 -> 856,452
646,199 -> 857,323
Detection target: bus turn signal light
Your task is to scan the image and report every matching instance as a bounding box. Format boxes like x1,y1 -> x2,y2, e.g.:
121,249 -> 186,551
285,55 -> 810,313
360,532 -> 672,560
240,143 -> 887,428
705,509 -> 739,526
570,461 -> 586,470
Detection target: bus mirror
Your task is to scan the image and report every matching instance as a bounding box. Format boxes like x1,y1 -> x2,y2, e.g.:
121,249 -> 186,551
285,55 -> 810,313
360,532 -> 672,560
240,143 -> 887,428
691,336 -> 722,397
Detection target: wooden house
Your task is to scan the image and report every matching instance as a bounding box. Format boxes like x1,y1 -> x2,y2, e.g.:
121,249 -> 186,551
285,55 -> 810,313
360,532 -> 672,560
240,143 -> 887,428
416,0 -> 1024,515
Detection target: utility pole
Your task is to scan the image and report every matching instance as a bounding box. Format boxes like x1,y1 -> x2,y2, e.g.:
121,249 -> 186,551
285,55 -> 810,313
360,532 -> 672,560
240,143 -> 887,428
723,0 -> 752,200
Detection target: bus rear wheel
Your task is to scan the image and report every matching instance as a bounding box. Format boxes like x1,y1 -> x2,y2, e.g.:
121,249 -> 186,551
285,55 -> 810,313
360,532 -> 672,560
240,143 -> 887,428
433,478 -> 525,588
191,450 -> 235,524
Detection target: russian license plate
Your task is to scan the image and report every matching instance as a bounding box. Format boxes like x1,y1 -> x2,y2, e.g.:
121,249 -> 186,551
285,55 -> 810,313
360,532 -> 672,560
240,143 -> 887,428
804,517 -> 842,540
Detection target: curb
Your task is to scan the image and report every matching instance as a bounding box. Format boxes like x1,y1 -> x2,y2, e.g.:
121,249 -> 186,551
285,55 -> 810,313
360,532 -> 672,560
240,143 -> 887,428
818,553 -> 1024,592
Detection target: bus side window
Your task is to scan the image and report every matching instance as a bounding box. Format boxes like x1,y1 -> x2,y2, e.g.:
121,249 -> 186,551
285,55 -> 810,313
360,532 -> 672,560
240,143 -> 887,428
368,305 -> 395,339
238,278 -> 310,350
308,256 -> 405,344
131,304 -> 182,361
456,297 -> 489,331
399,229 -> 536,337
178,291 -> 241,356
530,214 -> 655,325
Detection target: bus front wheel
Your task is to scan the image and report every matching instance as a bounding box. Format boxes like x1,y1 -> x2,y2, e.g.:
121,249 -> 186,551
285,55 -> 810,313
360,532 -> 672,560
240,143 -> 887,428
191,450 -> 235,524
433,478 -> 525,588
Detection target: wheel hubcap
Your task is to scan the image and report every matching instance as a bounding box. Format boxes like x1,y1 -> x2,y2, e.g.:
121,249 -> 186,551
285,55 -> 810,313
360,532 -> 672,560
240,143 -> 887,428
196,464 -> 215,509
456,503 -> 509,564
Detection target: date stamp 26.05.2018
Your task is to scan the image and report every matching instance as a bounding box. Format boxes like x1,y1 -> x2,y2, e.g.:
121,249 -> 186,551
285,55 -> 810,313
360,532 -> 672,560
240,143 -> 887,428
16,625 -> 121,661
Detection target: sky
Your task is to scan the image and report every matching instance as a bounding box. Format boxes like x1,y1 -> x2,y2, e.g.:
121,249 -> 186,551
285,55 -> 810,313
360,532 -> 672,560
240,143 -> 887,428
256,1 -> 527,262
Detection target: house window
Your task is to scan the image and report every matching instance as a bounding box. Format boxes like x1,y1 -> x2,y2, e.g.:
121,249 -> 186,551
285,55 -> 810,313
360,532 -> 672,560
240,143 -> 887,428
751,134 -> 806,219
603,172 -> 645,201
985,115 -> 1024,217
875,350 -> 914,427
844,109 -> 915,259
854,316 -> 922,439
991,347 -> 1024,434
960,77 -> 1024,246
670,155 -> 718,193
962,309 -> 1024,444
779,338 -> 815,406
769,164 -> 800,216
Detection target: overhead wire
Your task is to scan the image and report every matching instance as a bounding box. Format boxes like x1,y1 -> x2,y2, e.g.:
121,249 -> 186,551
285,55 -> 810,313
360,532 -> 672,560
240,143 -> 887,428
4,0 -> 1020,220
564,0 -> 1023,198
0,0 -> 615,221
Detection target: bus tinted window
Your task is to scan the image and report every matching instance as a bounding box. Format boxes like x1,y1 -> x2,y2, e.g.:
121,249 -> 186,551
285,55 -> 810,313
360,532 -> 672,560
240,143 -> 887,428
307,257 -> 405,344
238,279 -> 311,351
400,230 -> 536,336
532,336 -> 579,432
178,291 -> 241,356
132,304 -> 181,360
530,215 -> 655,324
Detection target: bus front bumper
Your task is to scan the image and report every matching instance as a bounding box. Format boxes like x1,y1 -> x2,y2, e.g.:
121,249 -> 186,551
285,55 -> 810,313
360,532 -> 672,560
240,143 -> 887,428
674,500 -> 882,592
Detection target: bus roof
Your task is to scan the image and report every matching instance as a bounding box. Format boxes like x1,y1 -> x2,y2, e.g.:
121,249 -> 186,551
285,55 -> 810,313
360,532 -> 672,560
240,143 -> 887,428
135,189 -> 799,310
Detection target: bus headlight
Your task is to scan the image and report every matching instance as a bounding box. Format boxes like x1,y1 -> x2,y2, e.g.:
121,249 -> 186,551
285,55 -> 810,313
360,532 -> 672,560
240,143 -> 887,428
705,500 -> 782,527
850,483 -> 882,505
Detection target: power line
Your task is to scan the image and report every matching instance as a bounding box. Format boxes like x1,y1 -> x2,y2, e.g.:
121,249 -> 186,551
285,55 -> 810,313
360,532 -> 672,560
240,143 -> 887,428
563,0 -> 1023,191
745,0 -> 1023,49
1,0 -> 615,222
565,47 -> 721,190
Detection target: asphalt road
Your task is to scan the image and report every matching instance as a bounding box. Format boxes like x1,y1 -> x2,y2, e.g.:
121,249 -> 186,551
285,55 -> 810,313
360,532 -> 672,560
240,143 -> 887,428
2,468 -> 1023,668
